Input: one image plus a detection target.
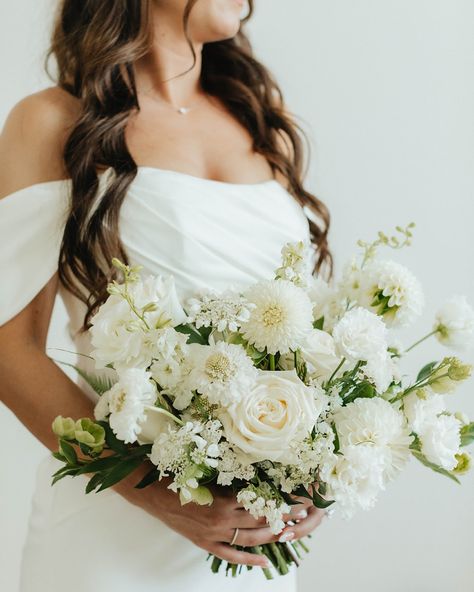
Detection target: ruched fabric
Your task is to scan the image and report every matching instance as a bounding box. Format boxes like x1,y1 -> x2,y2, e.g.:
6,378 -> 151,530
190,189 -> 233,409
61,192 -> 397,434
1,167 -> 311,591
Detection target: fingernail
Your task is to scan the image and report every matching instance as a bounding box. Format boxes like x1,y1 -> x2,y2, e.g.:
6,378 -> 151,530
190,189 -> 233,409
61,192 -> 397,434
286,520 -> 295,526
278,531 -> 295,543
296,510 -> 307,519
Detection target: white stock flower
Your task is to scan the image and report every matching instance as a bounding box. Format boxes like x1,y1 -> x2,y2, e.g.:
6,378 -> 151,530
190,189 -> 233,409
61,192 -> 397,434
362,259 -> 424,327
333,397 -> 413,482
420,414 -> 462,470
186,341 -> 258,407
186,289 -> 254,333
241,280 -> 313,354
150,328 -> 189,390
219,369 -> 325,464
94,368 -> 157,444
434,295 -> 474,351
275,240 -> 313,288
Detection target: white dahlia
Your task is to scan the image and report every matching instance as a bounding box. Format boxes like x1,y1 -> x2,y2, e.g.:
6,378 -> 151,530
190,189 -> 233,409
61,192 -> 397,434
241,279 -> 313,354
333,397 -> 413,482
434,295 -> 474,351
363,259 -> 424,327
186,341 -> 258,407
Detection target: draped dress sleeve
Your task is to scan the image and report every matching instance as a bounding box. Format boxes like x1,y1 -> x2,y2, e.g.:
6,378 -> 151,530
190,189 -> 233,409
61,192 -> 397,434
0,179 -> 71,326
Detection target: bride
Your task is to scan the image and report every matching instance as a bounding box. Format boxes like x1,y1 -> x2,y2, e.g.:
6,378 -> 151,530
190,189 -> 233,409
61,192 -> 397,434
0,1 -> 332,590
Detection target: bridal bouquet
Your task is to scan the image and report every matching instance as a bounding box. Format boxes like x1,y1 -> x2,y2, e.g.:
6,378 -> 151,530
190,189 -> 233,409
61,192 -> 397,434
51,224 -> 474,579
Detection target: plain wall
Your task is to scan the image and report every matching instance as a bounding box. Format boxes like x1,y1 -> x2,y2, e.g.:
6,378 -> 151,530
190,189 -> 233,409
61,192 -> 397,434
1,1 -> 473,591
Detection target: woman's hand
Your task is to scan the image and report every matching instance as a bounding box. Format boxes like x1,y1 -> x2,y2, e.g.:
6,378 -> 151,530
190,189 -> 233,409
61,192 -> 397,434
113,463 -> 324,567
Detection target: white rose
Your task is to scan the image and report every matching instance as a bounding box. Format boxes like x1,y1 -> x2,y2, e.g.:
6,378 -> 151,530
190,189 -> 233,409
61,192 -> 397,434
219,370 -> 324,464
136,406 -> 176,445
420,414 -> 461,470
300,329 -> 342,381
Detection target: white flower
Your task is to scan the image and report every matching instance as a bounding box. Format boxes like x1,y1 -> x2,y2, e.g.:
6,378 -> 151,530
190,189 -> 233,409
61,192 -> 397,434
362,259 -> 424,327
241,280 -> 313,354
275,240 -> 313,288
219,369 -> 325,464
150,329 -> 189,390
299,329 -> 342,381
94,368 -> 157,444
332,307 -> 388,362
237,484 -> 290,534
403,389 -> 446,435
420,414 -> 461,470
186,341 -> 258,406
333,397 -> 413,482
129,274 -> 187,329
307,276 -> 346,331
136,406 -> 177,445
320,445 -> 387,518
434,295 -> 474,351
186,289 -> 254,333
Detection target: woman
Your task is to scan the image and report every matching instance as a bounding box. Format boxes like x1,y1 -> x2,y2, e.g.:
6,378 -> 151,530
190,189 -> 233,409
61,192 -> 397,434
0,1 -> 332,590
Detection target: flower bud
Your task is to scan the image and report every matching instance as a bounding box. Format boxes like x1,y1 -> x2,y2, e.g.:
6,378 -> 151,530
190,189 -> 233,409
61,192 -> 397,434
447,358 -> 472,382
453,452 -> 471,475
52,416 -> 76,440
454,411 -> 470,426
74,418 -> 106,452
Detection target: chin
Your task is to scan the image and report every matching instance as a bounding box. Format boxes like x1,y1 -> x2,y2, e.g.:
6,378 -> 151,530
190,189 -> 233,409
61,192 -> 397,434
191,0 -> 244,43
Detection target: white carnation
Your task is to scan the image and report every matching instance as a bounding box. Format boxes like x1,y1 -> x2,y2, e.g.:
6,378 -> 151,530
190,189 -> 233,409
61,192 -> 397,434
332,307 -> 388,362
402,389 -> 446,435
434,295 -> 474,351
94,368 -> 157,444
333,397 -> 413,482
420,414 -> 461,470
242,280 -> 313,354
185,341 -> 258,407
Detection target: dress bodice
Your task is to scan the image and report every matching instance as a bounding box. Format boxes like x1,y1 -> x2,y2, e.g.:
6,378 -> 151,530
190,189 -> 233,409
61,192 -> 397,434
1,166 -> 311,397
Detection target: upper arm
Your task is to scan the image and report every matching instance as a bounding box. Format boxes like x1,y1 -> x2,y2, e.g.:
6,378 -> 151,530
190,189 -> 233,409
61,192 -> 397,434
0,87 -> 79,346
0,86 -> 81,199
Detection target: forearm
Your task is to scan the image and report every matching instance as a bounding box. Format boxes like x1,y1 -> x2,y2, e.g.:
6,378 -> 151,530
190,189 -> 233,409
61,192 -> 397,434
0,344 -> 95,452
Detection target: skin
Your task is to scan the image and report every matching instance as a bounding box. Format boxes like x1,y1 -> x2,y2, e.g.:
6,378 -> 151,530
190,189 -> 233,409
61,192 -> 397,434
0,0 -> 325,569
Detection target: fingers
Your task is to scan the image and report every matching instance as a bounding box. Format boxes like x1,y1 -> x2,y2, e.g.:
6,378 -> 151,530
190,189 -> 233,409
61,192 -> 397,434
225,526 -> 279,548
209,543 -> 270,568
232,509 -> 268,528
278,506 -> 326,542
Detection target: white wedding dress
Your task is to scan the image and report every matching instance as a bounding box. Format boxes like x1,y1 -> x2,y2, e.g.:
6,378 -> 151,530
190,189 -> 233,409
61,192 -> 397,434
0,166 -> 311,591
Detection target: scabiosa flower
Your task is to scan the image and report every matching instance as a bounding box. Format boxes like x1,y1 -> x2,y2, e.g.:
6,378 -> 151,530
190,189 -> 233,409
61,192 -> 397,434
363,259 -> 424,327
434,295 -> 474,351
186,341 -> 257,407
241,279 -> 313,354
186,289 -> 254,333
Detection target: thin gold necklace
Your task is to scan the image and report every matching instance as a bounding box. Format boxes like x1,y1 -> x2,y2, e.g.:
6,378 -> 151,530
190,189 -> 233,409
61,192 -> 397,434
141,87 -> 209,115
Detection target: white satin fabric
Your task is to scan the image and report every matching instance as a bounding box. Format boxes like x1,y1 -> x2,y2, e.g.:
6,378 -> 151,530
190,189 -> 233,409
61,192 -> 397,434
0,166 -> 310,591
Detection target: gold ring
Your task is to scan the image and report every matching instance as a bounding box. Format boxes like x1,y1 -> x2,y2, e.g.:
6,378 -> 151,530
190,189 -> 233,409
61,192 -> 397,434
229,527 -> 239,546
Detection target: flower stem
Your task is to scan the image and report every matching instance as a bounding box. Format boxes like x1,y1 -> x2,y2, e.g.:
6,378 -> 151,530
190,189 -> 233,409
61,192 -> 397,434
404,329 -> 439,354
269,354 -> 276,371
326,357 -> 346,387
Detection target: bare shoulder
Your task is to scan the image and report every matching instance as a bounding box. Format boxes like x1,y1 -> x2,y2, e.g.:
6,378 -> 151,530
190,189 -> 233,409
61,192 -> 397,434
0,86 -> 82,199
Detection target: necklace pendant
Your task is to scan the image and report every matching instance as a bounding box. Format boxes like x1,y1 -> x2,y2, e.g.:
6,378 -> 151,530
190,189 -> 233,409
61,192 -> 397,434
177,107 -> 190,114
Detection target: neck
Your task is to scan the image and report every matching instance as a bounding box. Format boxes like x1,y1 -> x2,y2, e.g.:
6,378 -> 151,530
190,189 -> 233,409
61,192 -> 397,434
134,7 -> 204,106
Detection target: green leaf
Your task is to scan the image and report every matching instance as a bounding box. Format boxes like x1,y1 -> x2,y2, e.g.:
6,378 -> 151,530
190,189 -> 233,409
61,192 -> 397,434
97,457 -> 144,492
411,450 -> 460,484
416,361 -> 438,383
309,485 -> 335,509
54,360 -> 116,395
75,454 -> 121,475
332,423 -> 340,454
51,467 -> 79,485
292,485 -> 313,501
460,423 -> 474,447
59,439 -> 78,465
175,323 -> 211,345
344,381 -> 376,404
313,316 -> 324,330
52,451 -> 66,463
134,467 -> 161,489
98,421 -> 129,454
85,473 -> 104,494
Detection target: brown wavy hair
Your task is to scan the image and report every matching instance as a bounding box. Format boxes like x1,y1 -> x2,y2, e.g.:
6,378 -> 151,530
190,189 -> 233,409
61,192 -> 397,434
46,0 -> 332,329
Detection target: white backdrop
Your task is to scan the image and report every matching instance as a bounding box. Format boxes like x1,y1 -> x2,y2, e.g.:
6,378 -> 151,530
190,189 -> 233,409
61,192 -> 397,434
1,1 -> 473,591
